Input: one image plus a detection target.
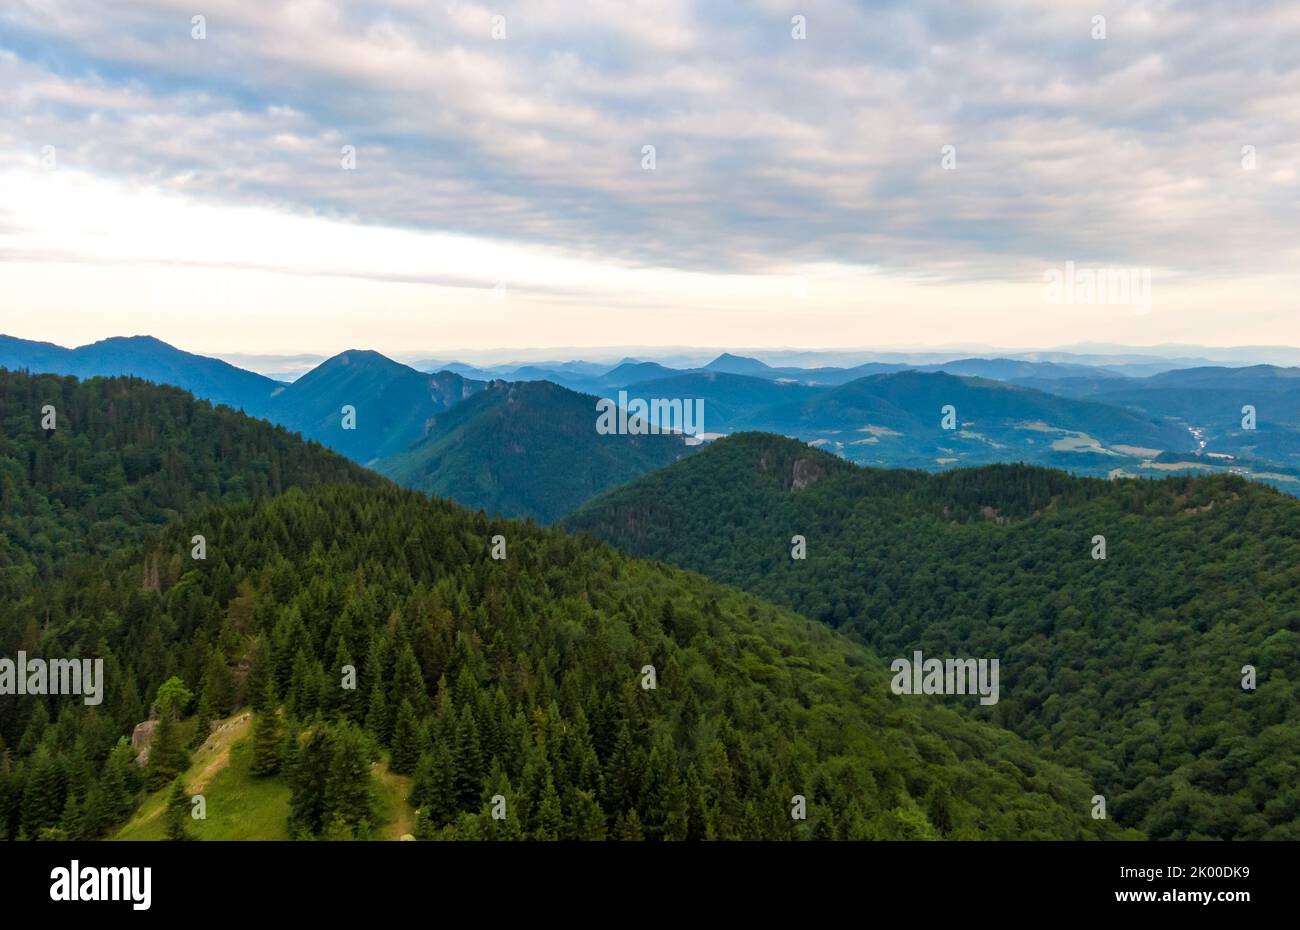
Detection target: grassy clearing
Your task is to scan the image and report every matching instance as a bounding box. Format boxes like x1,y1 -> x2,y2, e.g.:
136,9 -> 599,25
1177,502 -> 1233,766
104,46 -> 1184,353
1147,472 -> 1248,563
116,709 -> 414,840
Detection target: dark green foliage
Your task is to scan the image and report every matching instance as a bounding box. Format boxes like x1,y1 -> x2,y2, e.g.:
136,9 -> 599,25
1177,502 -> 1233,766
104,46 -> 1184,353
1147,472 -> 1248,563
48,479 -> 1121,840
389,700 -> 422,775
164,777 -> 189,841
566,432 -> 1300,839
0,368 -> 381,601
288,720 -> 374,839
250,695 -> 284,777
0,372 -> 1128,841
146,711 -> 188,792
377,380 -> 695,523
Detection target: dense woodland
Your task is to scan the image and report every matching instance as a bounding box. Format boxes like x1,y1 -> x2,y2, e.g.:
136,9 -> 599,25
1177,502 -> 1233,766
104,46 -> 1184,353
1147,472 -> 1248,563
0,372 -> 1126,841
565,433 -> 1300,839
378,379 -> 694,524
0,369 -> 380,602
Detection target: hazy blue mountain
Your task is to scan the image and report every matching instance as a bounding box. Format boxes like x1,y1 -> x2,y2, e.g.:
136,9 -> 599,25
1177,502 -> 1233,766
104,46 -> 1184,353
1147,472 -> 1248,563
602,360 -> 682,385
413,360 -> 498,379
1143,364 -> 1300,388
921,357 -> 1125,381
692,352 -> 909,385
376,379 -> 696,522
265,350 -> 487,464
702,352 -> 775,376
0,335 -> 69,372
0,334 -> 283,412
745,370 -> 1193,474
624,371 -> 827,431
1014,366 -> 1300,472
1007,375 -> 1134,398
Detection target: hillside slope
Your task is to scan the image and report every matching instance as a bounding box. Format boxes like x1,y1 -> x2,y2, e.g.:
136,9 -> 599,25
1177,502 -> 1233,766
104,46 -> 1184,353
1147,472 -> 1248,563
749,371 -> 1191,474
377,380 -> 696,523
564,433 -> 1300,839
0,378 -> 1127,841
264,350 -> 487,464
0,369 -> 381,600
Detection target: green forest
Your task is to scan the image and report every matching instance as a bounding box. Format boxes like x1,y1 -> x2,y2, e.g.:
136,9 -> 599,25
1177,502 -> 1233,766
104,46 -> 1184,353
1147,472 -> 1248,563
0,372 -> 1128,841
565,432 -> 1300,839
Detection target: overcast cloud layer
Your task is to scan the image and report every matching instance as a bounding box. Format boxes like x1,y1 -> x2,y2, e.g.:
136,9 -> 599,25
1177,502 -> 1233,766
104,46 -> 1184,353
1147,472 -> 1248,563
2,1 -> 1298,352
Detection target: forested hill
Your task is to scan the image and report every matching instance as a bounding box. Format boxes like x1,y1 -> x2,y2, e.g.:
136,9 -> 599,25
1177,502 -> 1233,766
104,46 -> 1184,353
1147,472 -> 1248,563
377,379 -> 695,524
0,369 -> 381,601
0,378 -> 1127,841
564,432 -> 1300,839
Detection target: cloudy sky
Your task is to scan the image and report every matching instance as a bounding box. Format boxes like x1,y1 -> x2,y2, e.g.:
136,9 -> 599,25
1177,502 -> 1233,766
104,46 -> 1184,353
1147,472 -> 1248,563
2,0 -> 1298,356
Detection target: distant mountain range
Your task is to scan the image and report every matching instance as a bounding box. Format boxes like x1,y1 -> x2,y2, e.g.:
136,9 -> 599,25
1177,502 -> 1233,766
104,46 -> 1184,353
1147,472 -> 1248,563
5,334 -> 1300,513
0,334 -> 282,412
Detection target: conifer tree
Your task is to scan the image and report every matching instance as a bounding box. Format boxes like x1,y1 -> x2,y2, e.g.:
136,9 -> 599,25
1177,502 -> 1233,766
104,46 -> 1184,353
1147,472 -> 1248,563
390,699 -> 422,775
147,711 -> 188,792
451,705 -> 484,807
20,744 -> 64,834
323,721 -> 373,833
422,742 -> 456,828
532,778 -> 562,841
251,687 -> 284,777
164,777 -> 189,840
619,808 -> 645,841
569,788 -> 607,841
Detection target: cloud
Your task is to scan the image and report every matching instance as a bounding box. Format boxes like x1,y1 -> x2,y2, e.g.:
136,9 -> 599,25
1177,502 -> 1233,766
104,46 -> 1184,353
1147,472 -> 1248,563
1,0 -> 1299,282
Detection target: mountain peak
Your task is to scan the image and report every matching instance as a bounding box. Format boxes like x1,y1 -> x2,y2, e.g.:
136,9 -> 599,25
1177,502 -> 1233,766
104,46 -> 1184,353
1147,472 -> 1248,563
704,353 -> 772,374
314,349 -> 408,371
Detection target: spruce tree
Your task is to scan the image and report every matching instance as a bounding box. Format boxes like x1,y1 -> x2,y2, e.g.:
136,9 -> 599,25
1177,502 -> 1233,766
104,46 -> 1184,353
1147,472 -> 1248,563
323,722 -> 372,833
619,808 -> 645,841
390,699 -> 421,775
147,710 -> 188,792
250,688 -> 284,777
451,705 -> 483,807
164,778 -> 189,840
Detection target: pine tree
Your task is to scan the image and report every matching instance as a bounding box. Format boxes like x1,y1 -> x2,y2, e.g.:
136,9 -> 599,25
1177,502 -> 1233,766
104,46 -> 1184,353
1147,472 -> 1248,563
287,725 -> 331,837
364,681 -> 390,743
451,705 -> 483,808
20,745 -> 65,835
288,648 -> 319,719
246,635 -> 273,712
422,742 -> 456,827
164,778 -> 189,840
199,647 -> 235,719
569,789 -> 607,841
532,777 -> 562,840
390,699 -> 421,775
619,808 -> 645,840
100,738 -> 140,824
323,722 -> 373,833
251,690 -> 284,777
147,710 -> 188,792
